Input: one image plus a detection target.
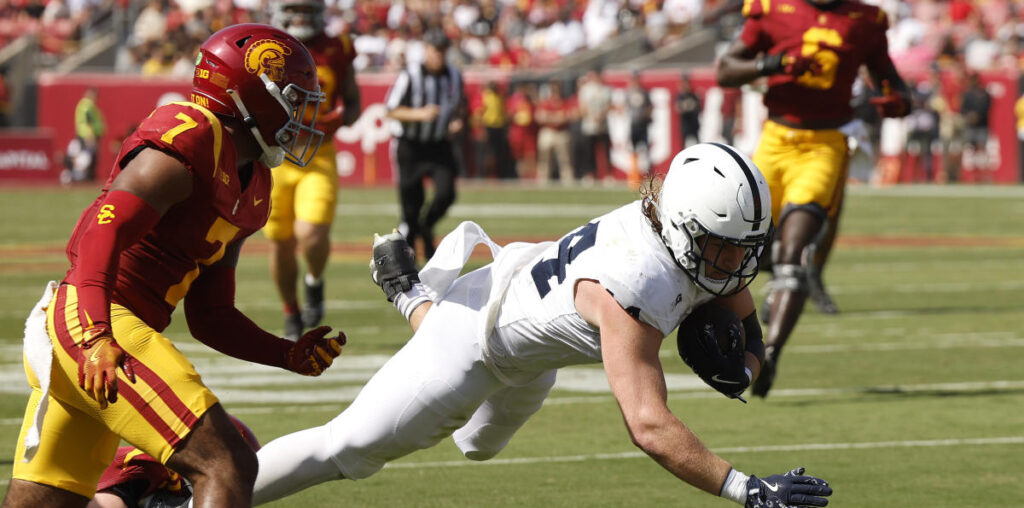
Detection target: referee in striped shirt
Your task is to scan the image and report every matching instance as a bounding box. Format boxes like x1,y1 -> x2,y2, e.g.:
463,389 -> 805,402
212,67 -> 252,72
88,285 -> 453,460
385,29 -> 464,260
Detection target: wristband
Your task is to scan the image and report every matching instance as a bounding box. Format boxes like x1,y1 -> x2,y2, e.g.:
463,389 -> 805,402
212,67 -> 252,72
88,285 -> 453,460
756,54 -> 783,76
720,467 -> 751,505
394,283 -> 431,321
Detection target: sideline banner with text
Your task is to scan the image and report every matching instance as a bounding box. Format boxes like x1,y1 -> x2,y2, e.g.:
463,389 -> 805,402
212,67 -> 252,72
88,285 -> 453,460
0,129 -> 56,182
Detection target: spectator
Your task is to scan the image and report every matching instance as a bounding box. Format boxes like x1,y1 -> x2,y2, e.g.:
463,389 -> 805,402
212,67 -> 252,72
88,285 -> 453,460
905,83 -> 941,181
932,71 -> 964,183
1017,80 -> 1024,181
960,72 -> 991,177
624,70 -> 652,187
140,41 -> 177,76
535,79 -> 574,186
577,69 -> 612,182
480,81 -> 513,179
132,0 -> 166,46
720,86 -> 740,145
0,68 -> 9,127
675,72 -> 701,148
506,81 -> 538,180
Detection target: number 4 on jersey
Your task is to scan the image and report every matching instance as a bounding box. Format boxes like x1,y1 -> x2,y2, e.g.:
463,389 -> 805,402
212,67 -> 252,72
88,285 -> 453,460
531,221 -> 599,298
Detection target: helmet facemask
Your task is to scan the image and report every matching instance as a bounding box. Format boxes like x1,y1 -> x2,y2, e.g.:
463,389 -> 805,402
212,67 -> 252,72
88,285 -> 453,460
670,216 -> 772,296
228,73 -> 325,167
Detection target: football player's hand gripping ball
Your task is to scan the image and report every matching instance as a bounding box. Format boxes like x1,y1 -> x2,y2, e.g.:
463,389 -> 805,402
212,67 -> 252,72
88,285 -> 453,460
745,467 -> 832,508
78,326 -> 136,409
286,326 -> 346,376
676,304 -> 749,401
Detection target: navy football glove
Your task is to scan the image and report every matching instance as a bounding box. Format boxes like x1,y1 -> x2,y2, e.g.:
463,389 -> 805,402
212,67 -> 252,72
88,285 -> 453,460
745,468 -> 832,508
677,304 -> 749,401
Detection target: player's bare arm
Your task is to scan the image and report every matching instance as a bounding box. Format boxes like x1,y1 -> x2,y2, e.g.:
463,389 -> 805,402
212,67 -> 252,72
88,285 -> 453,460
387,105 -> 440,123
575,279 -> 733,496
716,38 -> 764,88
109,147 -> 193,214
340,61 -> 361,126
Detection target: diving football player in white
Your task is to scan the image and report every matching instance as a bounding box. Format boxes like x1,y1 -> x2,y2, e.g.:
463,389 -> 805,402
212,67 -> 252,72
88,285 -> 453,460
253,143 -> 833,507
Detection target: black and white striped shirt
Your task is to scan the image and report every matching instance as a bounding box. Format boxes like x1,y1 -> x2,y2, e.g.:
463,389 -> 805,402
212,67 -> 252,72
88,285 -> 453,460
385,63 -> 464,143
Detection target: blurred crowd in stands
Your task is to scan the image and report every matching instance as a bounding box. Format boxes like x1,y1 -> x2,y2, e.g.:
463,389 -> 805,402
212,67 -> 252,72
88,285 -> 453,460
2,0 -> 1024,184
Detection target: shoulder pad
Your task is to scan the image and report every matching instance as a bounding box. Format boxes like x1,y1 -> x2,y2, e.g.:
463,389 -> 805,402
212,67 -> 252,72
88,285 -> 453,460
742,0 -> 769,18
134,102 -> 226,184
337,32 -> 356,59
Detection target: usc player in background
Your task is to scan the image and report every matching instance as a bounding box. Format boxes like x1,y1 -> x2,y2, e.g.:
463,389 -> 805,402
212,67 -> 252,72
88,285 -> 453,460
716,0 -> 910,398
3,25 -> 343,508
268,0 -> 362,340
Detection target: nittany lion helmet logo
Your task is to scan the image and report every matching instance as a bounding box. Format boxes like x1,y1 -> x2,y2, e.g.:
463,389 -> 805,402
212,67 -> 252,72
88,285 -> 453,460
244,39 -> 293,82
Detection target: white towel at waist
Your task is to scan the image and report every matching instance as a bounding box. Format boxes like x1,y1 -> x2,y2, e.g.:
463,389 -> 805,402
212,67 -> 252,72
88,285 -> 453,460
22,281 -> 58,462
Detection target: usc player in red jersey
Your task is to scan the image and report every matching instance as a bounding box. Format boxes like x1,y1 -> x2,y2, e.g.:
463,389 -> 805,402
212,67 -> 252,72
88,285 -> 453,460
716,0 -> 910,398
4,25 -> 345,508
89,415 -> 259,508
267,0 -> 362,340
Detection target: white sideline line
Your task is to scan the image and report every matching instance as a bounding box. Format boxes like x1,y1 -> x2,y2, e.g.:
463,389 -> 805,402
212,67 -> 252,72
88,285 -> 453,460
333,186 -> 1024,220
1,378 -> 1018,413
385,436 -> 1024,470
543,379 -> 1024,406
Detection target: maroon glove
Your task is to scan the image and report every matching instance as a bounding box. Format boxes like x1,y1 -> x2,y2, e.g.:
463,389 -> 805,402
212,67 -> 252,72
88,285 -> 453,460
78,326 -> 136,409
781,52 -> 822,78
285,326 -> 346,376
869,80 -> 910,118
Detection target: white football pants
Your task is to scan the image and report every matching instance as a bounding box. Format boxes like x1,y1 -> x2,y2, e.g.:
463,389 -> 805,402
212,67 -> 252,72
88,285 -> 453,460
253,267 -> 557,505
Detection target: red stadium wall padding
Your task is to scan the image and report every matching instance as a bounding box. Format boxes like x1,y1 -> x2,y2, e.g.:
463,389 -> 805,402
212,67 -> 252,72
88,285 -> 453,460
32,69 -> 1021,185
0,129 -> 57,181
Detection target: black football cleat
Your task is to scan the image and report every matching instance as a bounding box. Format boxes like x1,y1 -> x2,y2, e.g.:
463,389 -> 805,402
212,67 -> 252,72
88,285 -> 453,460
370,231 -> 421,302
302,277 -> 325,328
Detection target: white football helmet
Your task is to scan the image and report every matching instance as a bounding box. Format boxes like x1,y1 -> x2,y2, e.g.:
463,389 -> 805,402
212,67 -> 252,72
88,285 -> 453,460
657,143 -> 774,296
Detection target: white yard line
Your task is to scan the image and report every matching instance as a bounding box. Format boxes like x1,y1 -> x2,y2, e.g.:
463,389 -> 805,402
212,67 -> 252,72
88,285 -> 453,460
385,435 -> 1024,470
0,434 -> 1016,487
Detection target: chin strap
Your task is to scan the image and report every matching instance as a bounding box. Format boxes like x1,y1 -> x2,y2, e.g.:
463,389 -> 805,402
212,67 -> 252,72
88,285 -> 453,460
225,86 -> 286,167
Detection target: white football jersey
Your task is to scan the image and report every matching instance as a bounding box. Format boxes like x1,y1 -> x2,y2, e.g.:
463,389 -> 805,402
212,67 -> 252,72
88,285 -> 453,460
486,201 -> 714,384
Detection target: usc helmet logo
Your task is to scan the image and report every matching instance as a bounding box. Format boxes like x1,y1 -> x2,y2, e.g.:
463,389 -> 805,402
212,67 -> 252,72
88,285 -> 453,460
244,39 -> 292,82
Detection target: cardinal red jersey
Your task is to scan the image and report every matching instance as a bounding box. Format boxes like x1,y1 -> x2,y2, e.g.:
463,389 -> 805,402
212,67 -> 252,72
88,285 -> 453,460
304,32 -> 357,118
740,0 -> 893,126
63,102 -> 272,332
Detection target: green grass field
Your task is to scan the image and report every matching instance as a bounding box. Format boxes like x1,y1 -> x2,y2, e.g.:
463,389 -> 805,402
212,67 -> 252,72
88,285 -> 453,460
1,182 -> 1022,507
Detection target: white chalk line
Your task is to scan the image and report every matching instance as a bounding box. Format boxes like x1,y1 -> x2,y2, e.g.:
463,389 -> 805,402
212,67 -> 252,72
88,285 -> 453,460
385,436 -> 1024,470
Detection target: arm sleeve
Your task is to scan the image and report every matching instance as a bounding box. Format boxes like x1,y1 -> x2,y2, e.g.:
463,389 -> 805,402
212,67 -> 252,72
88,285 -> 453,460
741,312 -> 765,364
386,70 -> 410,110
184,264 -> 293,369
74,190 -> 161,332
738,0 -> 770,54
863,8 -> 895,74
